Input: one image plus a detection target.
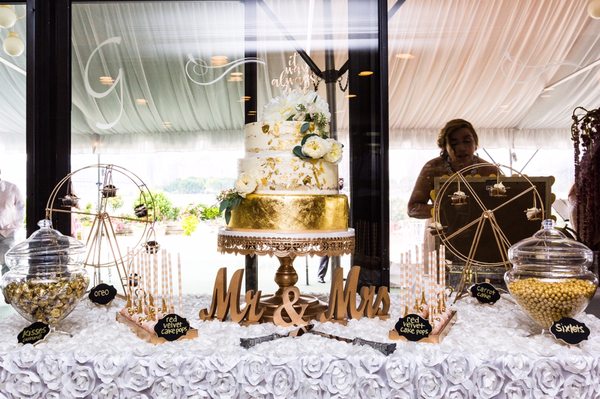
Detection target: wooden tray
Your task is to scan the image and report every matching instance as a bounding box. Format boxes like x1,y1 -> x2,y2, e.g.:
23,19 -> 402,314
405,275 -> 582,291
116,312 -> 198,344
388,310 -> 457,344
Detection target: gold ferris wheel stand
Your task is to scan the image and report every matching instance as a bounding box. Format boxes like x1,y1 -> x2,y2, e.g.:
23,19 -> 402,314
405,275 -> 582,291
432,163 -> 545,302
45,164 -> 159,300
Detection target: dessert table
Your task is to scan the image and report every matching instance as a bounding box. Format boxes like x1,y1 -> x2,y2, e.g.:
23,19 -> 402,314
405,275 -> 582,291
0,293 -> 599,398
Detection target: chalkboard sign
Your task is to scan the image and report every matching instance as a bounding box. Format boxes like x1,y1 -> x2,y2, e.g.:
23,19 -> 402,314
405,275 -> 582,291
154,314 -> 190,341
18,321 -> 50,345
89,283 -> 117,305
394,314 -> 432,342
470,282 -> 501,304
550,317 -> 590,345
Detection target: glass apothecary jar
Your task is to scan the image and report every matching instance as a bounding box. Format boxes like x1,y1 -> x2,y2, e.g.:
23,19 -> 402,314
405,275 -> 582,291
505,219 -> 598,329
1,220 -> 89,326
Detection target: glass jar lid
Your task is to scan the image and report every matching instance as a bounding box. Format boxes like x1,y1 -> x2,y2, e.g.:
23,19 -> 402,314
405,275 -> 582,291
508,219 -> 593,269
4,219 -> 85,269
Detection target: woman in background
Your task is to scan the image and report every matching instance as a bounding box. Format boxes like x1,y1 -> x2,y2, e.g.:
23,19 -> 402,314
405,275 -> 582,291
408,119 -> 496,219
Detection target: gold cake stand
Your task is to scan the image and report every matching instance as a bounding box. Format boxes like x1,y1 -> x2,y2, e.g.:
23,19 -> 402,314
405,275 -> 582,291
217,228 -> 355,323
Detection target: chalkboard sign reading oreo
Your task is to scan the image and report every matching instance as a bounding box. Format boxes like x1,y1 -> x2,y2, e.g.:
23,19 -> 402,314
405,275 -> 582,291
154,313 -> 190,341
470,282 -> 501,304
89,283 -> 117,305
18,321 -> 50,345
394,314 -> 432,342
550,317 -> 590,345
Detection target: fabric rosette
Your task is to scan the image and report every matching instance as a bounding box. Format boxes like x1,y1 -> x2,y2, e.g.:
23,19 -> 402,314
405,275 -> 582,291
207,371 -> 239,398
444,385 -> 472,399
4,370 -> 46,399
532,359 -> 565,397
117,359 -> 154,393
150,376 -> 182,398
503,379 -> 533,399
60,364 -> 97,398
385,356 -> 416,390
440,353 -> 474,385
93,353 -> 126,384
416,368 -> 447,399
356,374 -> 390,398
301,355 -> 331,379
559,374 -> 595,399
91,382 -> 120,399
322,358 -> 356,397
471,364 -> 504,398
36,352 -> 69,391
265,363 -> 300,399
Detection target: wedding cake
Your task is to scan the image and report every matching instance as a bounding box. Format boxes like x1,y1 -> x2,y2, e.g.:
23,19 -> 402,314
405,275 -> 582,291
220,90 -> 349,233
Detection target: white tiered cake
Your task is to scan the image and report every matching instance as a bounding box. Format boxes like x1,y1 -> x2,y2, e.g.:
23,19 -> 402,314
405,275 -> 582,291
221,90 -> 349,233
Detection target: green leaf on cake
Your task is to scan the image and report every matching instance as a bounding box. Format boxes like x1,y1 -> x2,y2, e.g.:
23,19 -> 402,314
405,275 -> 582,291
293,146 -> 309,159
219,200 -> 228,213
300,122 -> 310,133
224,208 -> 232,225
300,133 -> 318,145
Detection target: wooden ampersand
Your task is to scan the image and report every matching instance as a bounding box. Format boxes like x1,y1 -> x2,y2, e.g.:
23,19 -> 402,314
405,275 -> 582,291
273,287 -> 308,327
320,265 -> 390,323
199,268 -> 264,324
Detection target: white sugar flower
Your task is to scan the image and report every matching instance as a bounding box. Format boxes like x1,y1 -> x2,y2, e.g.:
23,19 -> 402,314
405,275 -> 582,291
234,172 -> 258,198
302,136 -> 332,159
323,139 -> 343,163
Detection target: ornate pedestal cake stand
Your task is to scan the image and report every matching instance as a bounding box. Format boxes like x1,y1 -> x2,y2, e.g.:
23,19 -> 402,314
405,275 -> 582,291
217,228 -> 355,322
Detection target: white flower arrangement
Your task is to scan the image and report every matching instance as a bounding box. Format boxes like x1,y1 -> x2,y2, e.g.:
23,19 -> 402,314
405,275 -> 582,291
264,89 -> 344,163
233,172 -> 258,198
218,173 -> 259,224
263,89 -> 331,134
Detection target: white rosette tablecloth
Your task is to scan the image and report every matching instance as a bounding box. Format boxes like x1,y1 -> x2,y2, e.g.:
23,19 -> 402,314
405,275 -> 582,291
1,294 -> 600,398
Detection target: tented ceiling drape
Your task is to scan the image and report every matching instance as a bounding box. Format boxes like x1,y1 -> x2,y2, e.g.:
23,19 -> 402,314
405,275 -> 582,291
0,1 -> 598,154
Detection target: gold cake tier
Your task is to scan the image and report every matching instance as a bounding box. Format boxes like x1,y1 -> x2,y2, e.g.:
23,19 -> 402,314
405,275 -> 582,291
228,194 -> 349,232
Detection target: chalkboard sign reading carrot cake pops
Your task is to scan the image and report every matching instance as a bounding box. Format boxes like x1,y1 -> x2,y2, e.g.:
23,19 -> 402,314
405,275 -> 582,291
470,282 -> 500,304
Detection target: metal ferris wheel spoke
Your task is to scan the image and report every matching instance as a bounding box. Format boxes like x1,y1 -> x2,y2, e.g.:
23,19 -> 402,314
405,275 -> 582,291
457,173 -> 488,213
443,214 -> 484,242
489,185 -> 536,214
487,214 -> 511,266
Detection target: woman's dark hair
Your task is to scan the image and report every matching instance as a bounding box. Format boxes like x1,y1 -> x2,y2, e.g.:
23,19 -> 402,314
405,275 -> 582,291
437,119 -> 479,156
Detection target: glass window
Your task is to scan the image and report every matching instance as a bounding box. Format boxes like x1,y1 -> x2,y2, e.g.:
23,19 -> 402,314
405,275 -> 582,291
0,4 -> 26,239
71,1 -> 352,294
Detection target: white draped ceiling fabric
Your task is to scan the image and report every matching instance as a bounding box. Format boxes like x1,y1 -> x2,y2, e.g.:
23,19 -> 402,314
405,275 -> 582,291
0,1 -> 598,154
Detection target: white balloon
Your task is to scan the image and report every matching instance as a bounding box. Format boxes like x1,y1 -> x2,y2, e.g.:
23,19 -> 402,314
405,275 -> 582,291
588,0 -> 600,19
0,6 -> 16,29
3,32 -> 24,57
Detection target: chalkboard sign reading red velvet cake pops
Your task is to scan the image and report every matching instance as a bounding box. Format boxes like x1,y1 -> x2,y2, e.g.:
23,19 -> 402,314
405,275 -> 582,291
394,314 -> 432,342
154,313 -> 191,341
